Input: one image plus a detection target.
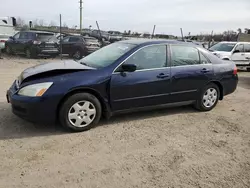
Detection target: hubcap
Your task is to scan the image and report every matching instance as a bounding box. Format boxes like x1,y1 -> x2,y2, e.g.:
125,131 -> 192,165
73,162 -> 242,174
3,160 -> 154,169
68,101 -> 96,127
203,88 -> 217,108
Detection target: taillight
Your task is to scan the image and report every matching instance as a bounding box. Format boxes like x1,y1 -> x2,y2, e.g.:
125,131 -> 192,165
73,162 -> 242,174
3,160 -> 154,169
0,40 -> 6,43
33,40 -> 41,44
233,66 -> 237,75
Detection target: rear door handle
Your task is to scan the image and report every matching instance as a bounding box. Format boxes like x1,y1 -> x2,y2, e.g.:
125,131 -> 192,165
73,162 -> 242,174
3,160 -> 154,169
201,68 -> 210,73
157,73 -> 169,79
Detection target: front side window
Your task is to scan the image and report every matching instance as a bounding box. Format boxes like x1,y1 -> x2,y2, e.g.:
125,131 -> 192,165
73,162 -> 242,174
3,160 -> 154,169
171,45 -> 200,66
62,37 -> 69,42
69,37 -> 82,42
234,44 -> 244,52
79,42 -> 136,68
19,32 -> 28,39
13,32 -> 20,39
244,44 -> 250,52
123,45 -> 167,70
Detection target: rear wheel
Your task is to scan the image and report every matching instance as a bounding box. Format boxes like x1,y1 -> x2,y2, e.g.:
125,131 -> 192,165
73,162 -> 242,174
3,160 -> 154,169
59,93 -> 102,132
195,83 -> 220,111
25,48 -> 37,59
72,49 -> 82,60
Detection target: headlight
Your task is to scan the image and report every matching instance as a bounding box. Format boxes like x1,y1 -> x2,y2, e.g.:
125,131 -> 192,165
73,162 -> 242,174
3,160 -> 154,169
18,82 -> 53,97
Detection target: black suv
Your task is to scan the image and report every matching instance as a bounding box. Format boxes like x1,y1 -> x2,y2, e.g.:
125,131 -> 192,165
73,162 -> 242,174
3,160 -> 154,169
5,31 -> 59,58
61,36 -> 100,59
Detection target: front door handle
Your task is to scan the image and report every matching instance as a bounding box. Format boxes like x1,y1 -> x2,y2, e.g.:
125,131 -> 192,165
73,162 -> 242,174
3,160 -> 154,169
157,73 -> 169,79
201,68 -> 210,73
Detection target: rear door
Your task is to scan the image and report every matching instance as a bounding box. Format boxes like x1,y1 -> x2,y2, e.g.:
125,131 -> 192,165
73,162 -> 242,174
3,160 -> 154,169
231,44 -> 246,65
169,45 -> 214,103
67,37 -> 84,54
110,44 -> 171,111
18,32 -> 29,52
61,37 -> 70,54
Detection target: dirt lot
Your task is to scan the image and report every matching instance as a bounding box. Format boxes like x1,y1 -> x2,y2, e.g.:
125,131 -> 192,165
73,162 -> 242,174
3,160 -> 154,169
0,55 -> 250,188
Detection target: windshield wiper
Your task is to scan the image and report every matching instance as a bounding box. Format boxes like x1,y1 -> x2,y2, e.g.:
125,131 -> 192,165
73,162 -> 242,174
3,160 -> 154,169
79,61 -> 92,67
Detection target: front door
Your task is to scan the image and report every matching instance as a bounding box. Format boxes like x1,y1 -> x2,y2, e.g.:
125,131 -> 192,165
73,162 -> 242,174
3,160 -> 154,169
169,45 -> 214,103
231,44 -> 246,65
61,37 -> 70,54
110,45 -> 171,111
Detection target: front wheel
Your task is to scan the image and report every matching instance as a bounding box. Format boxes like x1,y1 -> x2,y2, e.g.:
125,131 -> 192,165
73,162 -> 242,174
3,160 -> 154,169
59,93 -> 102,132
72,49 -> 82,60
195,83 -> 220,111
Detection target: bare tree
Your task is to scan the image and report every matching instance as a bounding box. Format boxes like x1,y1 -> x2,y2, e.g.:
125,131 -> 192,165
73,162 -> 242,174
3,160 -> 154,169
245,28 -> 250,34
16,17 -> 26,27
32,19 -> 39,27
63,22 -> 68,28
237,28 -> 242,34
39,19 -> 44,26
49,20 -> 57,27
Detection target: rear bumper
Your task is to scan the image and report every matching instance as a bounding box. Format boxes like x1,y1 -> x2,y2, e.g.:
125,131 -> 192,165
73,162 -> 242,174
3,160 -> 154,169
32,46 -> 59,55
222,75 -> 238,96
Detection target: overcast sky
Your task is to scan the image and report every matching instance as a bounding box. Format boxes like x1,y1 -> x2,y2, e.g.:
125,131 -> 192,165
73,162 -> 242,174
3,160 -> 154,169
0,0 -> 249,35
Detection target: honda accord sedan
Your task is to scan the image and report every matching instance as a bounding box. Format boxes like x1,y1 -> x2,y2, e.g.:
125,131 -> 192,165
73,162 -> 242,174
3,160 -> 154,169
6,40 -> 238,132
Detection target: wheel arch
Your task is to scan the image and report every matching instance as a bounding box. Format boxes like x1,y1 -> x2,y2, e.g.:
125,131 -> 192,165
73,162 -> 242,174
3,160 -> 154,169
209,81 -> 224,100
56,87 -> 111,121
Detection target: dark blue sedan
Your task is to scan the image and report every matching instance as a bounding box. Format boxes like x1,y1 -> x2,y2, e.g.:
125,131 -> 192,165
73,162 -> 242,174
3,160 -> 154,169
7,40 -> 238,131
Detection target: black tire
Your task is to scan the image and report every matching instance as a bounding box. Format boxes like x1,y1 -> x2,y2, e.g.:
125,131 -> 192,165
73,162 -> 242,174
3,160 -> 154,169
59,93 -> 102,132
195,83 -> 220,111
25,48 -> 37,59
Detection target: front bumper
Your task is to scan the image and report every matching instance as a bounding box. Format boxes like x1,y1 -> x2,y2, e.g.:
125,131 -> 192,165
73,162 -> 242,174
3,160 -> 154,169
6,82 -> 58,124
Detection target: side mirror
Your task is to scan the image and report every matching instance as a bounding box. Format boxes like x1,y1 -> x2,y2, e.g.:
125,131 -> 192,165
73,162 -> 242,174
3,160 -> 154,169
9,36 -> 14,40
233,50 -> 240,54
121,64 -> 136,72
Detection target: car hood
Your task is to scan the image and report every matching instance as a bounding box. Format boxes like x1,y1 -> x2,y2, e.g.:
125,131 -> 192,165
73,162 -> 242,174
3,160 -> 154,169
19,60 -> 95,83
211,51 -> 231,58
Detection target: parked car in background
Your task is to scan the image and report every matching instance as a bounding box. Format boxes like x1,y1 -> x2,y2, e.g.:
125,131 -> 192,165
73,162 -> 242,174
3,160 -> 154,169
209,41 -> 250,70
108,31 -> 123,43
89,29 -> 110,41
7,40 -> 238,132
61,35 -> 100,59
5,31 -> 59,58
0,34 -> 9,51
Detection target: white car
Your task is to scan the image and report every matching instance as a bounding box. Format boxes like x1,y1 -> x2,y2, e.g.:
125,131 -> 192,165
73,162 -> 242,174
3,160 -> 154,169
0,34 -> 9,51
209,41 -> 250,69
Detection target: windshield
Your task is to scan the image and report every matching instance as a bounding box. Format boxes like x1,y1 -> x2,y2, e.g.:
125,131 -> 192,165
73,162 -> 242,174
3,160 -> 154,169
209,42 -> 236,52
78,42 -> 136,68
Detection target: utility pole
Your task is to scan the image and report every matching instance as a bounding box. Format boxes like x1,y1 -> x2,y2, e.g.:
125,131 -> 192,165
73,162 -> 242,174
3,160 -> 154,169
60,14 -> 62,60
79,0 -> 83,33
180,28 -> 184,41
151,25 -> 156,39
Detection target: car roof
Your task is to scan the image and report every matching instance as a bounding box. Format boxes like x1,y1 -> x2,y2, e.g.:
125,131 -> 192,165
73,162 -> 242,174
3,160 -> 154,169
119,39 -> 194,46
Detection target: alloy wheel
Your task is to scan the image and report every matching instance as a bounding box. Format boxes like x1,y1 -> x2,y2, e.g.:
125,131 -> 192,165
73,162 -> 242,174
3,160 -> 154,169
68,100 -> 96,127
73,50 -> 81,59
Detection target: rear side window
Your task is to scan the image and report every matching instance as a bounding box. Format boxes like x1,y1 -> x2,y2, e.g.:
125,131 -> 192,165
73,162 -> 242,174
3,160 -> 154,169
36,33 -> 55,41
69,37 -> 82,42
171,45 -> 200,66
244,44 -> 250,52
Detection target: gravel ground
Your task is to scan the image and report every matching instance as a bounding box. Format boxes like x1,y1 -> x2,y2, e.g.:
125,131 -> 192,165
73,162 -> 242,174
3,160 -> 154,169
0,55 -> 250,188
